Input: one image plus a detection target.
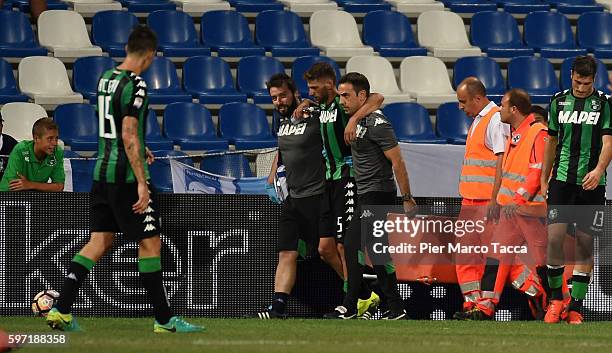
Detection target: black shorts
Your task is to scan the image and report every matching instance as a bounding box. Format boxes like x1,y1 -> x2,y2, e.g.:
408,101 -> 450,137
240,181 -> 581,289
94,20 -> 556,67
90,181 -> 162,241
319,177 -> 356,243
547,179 -> 605,236
277,194 -> 322,254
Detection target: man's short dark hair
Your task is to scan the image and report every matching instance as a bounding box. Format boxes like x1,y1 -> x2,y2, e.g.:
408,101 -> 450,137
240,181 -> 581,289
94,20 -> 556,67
459,77 -> 487,97
266,73 -> 297,95
530,105 -> 548,120
303,62 -> 336,84
32,117 -> 58,138
571,56 -> 597,78
338,72 -> 370,97
126,25 -> 158,56
506,89 -> 532,116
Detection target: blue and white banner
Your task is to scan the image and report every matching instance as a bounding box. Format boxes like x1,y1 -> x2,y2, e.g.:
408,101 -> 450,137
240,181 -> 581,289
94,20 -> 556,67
170,160 -> 267,194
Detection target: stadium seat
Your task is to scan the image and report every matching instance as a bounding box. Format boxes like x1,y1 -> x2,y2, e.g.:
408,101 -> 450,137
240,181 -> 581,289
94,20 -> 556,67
63,150 -> 96,193
0,10 -> 48,58
120,0 -> 176,12
310,10 -> 374,58
279,0 -> 338,12
145,109 -> 175,151
0,102 -> 48,141
470,11 -> 534,58
417,11 -> 482,58
346,56 -> 413,103
236,56 -> 285,104
386,0 -> 444,14
149,150 -> 193,192
0,58 -> 29,104
498,0 -> 550,13
18,56 -> 84,105
171,0 -> 230,13
336,0 -> 392,13
577,11 -> 612,58
548,0 -> 604,14
291,55 -> 341,99
400,56 -> 457,105
140,56 -> 192,104
382,102 -> 446,144
507,56 -> 559,104
72,56 -> 117,102
201,154 -> 253,178
524,12 -> 587,58
228,0 -> 284,12
436,102 -> 471,144
218,102 -> 277,150
92,11 -> 140,57
446,0 -> 497,13
201,10 -> 266,57
560,57 -> 611,93
183,56 -> 247,104
12,0 -> 68,11
255,10 -> 320,57
362,10 -> 428,57
64,0 -> 122,15
53,103 -> 99,151
452,56 -> 505,103
37,10 -> 104,58
147,10 -> 211,57
163,102 -> 229,151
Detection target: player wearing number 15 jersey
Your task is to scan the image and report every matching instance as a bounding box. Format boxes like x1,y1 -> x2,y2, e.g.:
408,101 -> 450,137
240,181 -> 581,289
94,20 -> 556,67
47,26 -> 202,333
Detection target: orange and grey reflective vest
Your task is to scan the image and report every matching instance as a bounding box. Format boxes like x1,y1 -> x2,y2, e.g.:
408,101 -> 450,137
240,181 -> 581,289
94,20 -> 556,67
459,106 -> 501,200
497,120 -> 547,208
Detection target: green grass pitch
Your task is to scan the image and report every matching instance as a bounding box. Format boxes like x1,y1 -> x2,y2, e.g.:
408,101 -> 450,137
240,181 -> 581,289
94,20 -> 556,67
3,317 -> 612,353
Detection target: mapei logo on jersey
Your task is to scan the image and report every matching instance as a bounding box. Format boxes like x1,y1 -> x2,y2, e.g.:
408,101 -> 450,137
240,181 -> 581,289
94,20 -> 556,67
319,110 -> 338,123
277,122 -> 307,136
558,111 -> 600,125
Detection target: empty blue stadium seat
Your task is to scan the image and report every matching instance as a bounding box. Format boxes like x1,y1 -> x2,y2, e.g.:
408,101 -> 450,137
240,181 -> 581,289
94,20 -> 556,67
120,0 -> 176,12
470,11 -> 534,58
560,56 -> 611,93
145,109 -> 175,151
508,56 -> 559,104
12,0 -> 67,11
54,104 -> 99,151
0,10 -> 48,57
63,150 -> 96,193
237,56 -> 284,104
446,0 -> 497,13
255,10 -> 320,57
201,154 -> 253,178
0,58 -> 28,104
163,102 -> 229,151
229,0 -> 283,12
147,10 -> 211,57
577,12 -> 612,58
183,56 -> 247,104
201,11 -> 265,57
362,10 -> 427,57
436,102 -> 472,145
149,150 -> 193,192
548,0 -> 603,14
524,12 -> 587,58
497,0 -> 550,14
72,56 -> 117,102
92,11 -> 140,57
140,57 -> 192,104
453,56 -> 505,102
337,0 -> 392,13
382,103 -> 446,144
219,102 -> 277,150
291,56 -> 341,99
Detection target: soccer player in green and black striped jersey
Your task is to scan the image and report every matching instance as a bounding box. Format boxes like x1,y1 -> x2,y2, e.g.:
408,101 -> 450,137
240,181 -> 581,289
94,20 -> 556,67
48,26 -> 202,333
298,62 -> 384,317
542,56 -> 612,324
